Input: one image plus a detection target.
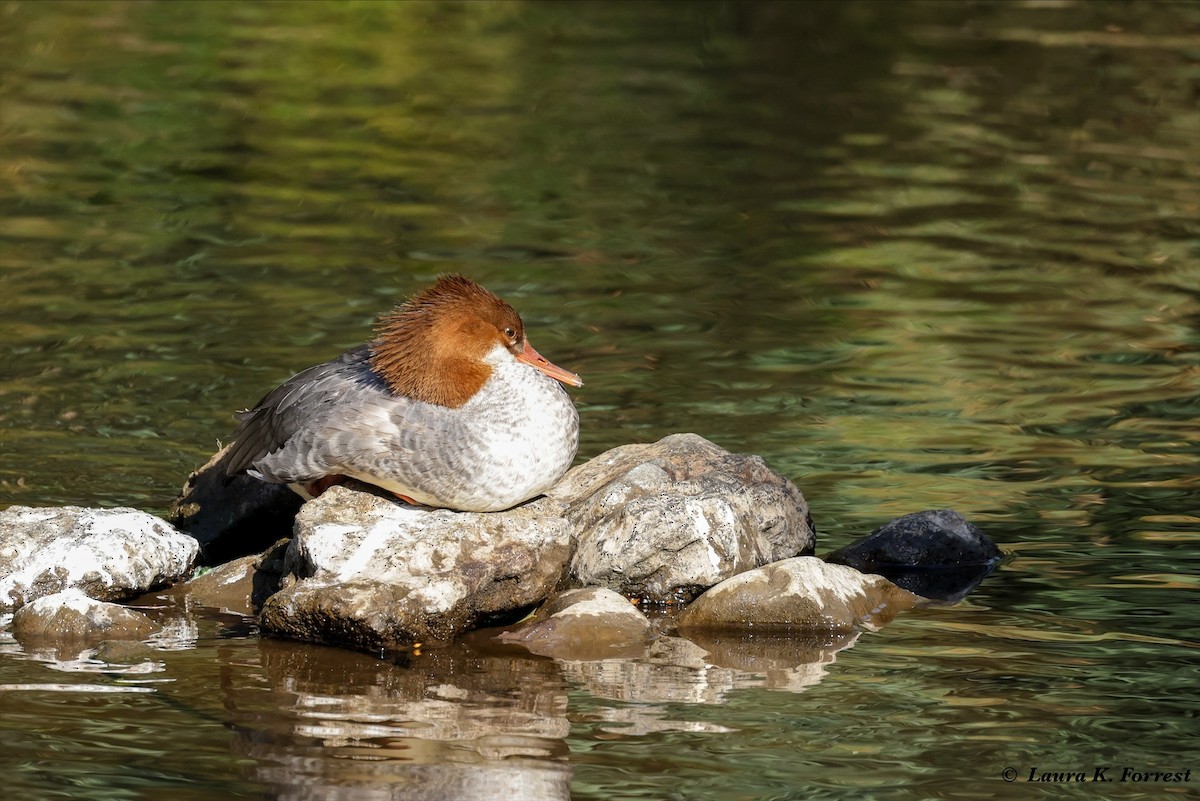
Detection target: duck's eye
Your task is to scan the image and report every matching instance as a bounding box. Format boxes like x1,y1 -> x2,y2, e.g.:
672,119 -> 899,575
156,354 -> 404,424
503,326 -> 517,341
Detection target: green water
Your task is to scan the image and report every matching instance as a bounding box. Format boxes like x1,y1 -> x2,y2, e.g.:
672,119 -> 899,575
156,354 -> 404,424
1,1 -> 1197,799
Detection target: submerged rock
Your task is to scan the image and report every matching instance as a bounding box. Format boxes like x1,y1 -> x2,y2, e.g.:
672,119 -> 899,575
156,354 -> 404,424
0,505 -> 198,612
825,509 -> 1003,602
168,445 -> 303,565
496,587 -> 652,660
675,556 -> 919,633
153,540 -> 290,617
259,486 -> 572,651
11,587 -> 157,646
553,434 -> 815,603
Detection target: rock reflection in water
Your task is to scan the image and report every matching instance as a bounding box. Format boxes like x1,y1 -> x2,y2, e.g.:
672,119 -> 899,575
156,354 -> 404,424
557,629 -> 859,708
3,590 -> 889,799
200,609 -> 866,798
229,637 -> 573,801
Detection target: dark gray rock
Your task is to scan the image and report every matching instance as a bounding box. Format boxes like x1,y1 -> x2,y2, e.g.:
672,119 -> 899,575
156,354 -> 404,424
825,509 -> 1003,602
168,445 -> 303,565
827,509 -> 1001,567
675,557 -> 919,633
552,433 -> 815,603
0,505 -> 199,612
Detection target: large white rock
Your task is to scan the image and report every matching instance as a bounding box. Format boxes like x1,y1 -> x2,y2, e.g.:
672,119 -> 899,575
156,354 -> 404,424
552,434 -> 815,602
0,505 -> 198,611
259,486 -> 572,649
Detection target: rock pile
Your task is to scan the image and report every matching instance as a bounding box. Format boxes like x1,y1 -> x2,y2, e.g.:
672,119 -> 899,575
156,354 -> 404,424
0,434 -> 1001,659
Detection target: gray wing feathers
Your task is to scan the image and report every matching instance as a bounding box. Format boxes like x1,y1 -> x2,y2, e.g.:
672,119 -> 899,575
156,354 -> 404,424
222,345 -> 378,481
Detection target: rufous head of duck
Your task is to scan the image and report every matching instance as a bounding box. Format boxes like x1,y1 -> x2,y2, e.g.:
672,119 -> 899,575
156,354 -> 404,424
368,274 -> 582,408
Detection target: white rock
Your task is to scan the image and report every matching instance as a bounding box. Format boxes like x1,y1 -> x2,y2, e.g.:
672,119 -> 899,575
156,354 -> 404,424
0,505 -> 198,611
259,487 -> 572,649
553,434 -> 815,602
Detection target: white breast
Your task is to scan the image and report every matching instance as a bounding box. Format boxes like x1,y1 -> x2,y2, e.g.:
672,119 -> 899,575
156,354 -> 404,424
444,347 -> 580,509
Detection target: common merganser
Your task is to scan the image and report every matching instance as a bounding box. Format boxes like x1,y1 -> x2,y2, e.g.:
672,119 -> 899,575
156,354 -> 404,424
222,274 -> 581,511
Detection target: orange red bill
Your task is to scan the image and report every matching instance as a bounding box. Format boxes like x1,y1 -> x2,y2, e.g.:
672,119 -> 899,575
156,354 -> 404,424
517,340 -> 583,387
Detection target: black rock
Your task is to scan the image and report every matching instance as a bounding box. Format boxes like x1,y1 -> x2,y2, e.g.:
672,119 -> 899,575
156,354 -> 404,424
168,446 -> 302,565
825,510 -> 1003,603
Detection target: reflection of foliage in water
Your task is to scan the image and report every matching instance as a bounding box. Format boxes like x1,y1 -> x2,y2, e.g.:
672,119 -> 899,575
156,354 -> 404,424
0,2 -> 1196,800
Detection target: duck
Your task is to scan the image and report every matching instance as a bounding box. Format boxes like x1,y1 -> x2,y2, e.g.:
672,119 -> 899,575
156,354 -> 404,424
222,274 -> 582,512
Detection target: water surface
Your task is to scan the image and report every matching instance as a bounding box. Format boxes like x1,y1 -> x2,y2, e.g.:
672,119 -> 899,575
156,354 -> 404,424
1,2 -> 1197,799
